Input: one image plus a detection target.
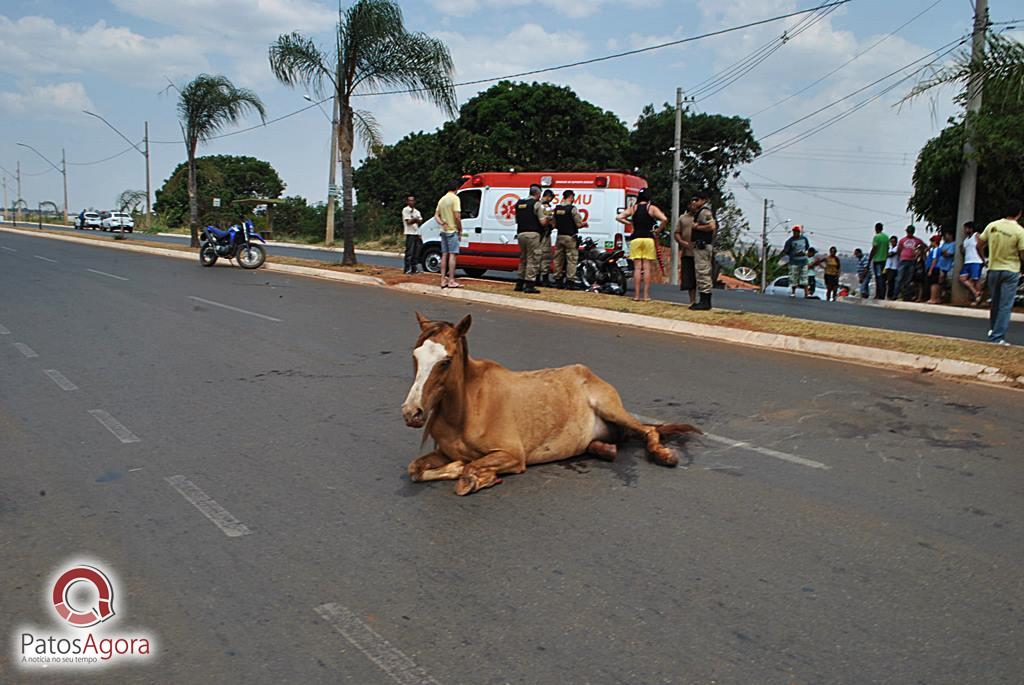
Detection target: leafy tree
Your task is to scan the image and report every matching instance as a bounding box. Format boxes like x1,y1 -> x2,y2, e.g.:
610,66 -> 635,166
626,104 -> 761,211
172,74 -> 265,246
154,155 -> 284,228
269,0 -> 456,265
273,195 -> 327,239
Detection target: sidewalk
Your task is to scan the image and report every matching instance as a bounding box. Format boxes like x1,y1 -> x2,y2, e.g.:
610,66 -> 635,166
845,294 -> 1024,323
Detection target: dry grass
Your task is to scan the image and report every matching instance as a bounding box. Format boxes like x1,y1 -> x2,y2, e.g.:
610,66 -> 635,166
13,226 -> 1024,380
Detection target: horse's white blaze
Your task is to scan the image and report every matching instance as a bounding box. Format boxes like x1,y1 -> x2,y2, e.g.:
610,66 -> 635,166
404,340 -> 447,410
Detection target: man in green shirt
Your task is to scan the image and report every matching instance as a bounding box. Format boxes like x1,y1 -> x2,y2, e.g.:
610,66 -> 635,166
868,222 -> 890,299
976,200 -> 1024,345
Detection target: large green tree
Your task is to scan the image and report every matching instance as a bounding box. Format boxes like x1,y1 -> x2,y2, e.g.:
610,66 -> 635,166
269,0 -> 457,265
154,155 -> 284,228
173,74 -> 266,246
626,104 -> 761,212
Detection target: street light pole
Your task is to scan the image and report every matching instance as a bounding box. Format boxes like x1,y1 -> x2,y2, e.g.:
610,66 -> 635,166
325,89 -> 340,246
761,198 -> 769,293
670,87 -> 683,286
83,111 -> 151,228
17,143 -> 67,224
61,148 -> 68,223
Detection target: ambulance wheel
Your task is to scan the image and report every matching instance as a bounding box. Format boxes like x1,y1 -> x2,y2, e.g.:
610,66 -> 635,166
421,244 -> 442,273
462,267 -> 486,278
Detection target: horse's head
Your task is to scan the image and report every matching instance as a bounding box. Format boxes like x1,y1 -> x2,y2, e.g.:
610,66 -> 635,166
402,312 -> 472,428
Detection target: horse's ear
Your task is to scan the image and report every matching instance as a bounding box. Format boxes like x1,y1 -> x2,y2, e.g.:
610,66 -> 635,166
415,312 -> 432,331
454,314 -> 472,338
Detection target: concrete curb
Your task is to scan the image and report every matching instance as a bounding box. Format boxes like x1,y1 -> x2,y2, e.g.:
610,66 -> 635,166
0,226 -> 387,288
4,225 -> 1020,389
846,293 -> 1024,323
155,232 -> 400,258
392,282 -> 1024,389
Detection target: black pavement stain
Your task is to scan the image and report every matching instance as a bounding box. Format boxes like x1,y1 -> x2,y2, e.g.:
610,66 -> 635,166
964,506 -> 992,517
944,401 -> 985,415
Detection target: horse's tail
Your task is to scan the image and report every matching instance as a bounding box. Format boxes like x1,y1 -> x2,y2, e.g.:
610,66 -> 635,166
645,423 -> 703,438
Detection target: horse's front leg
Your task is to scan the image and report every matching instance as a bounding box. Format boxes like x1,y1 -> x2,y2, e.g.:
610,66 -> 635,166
455,450 -> 526,496
408,450 -> 463,482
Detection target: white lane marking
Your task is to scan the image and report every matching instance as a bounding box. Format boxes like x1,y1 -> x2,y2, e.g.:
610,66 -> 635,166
187,296 -> 282,322
43,369 -> 78,391
0,324 -> 9,334
1,246 -> 15,252
314,603 -> 440,685
87,268 -> 129,281
164,475 -> 252,538
634,413 -> 829,470
13,342 -> 38,358
33,255 -> 58,263
88,409 -> 140,443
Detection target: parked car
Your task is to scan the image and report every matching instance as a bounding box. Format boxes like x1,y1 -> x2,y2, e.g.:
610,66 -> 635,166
762,274 -> 848,299
75,211 -> 102,230
101,212 -> 134,232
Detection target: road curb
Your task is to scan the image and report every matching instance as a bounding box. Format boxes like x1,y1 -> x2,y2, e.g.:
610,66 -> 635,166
0,226 -> 387,288
846,294 -> 1024,322
392,282 -> 1023,389
155,232 -> 400,258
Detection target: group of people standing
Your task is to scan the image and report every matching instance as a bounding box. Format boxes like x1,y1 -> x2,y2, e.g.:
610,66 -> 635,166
511,185 -> 585,294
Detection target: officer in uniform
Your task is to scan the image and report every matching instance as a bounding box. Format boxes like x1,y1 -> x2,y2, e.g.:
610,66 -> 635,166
536,189 -> 556,286
690,192 -> 716,310
514,184 -> 548,293
552,189 -> 584,289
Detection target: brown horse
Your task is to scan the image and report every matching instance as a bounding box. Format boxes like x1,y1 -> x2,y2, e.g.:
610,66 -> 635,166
401,313 -> 700,495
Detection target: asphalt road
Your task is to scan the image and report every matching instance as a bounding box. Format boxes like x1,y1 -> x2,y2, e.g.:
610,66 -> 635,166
41,224 -> 992,343
1,229 -> 1021,684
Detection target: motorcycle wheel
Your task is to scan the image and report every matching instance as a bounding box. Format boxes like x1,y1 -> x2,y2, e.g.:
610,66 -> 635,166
237,244 -> 267,269
605,265 -> 627,295
199,243 -> 218,267
577,261 -> 599,289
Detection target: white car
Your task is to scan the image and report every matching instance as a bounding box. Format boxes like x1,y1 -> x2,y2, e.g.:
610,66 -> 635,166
763,274 -> 850,298
75,211 -> 102,230
101,212 -> 134,232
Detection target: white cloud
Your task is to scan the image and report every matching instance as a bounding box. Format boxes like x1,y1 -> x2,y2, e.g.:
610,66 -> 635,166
432,0 -> 660,19
0,81 -> 95,116
111,0 -> 335,39
0,15 -> 207,87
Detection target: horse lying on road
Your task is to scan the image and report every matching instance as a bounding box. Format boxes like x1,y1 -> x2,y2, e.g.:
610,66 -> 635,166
402,313 -> 701,495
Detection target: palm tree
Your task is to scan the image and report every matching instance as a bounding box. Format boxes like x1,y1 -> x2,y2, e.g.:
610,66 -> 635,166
269,0 -> 457,265
902,34 -> 1024,107
174,74 -> 266,247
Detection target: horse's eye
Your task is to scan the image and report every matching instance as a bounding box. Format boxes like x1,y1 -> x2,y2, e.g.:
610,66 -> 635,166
439,358 -> 452,368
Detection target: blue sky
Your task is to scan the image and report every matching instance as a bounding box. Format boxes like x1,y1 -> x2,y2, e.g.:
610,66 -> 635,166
0,0 -> 1009,250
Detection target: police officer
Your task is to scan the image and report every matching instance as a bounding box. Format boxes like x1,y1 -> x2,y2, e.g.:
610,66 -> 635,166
552,189 -> 584,289
536,189 -> 556,286
690,192 -> 716,310
514,184 -> 548,293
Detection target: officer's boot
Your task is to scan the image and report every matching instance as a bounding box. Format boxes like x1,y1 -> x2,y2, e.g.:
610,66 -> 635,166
514,279 -> 524,292
522,279 -> 540,294
555,277 -> 565,289
690,292 -> 711,310
541,273 -> 551,287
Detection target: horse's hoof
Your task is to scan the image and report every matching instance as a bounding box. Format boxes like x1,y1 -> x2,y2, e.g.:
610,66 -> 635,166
454,473 -> 477,496
652,448 -> 679,467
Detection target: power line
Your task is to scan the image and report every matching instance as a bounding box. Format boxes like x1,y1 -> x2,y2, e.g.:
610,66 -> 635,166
744,182 -> 911,196
751,0 -> 947,117
148,1 -> 853,145
67,144 -> 140,166
732,171 -> 909,218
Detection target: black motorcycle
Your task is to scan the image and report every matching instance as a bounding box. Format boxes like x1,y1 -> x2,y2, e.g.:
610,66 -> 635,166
576,237 -> 631,295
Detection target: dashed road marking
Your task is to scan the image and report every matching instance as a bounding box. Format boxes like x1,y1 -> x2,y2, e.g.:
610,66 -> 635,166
634,412 -> 829,470
164,476 -> 252,538
187,296 -> 282,322
0,246 -> 15,252
87,268 -> 129,281
88,409 -> 140,443
314,603 -> 440,685
13,342 -> 38,358
33,255 -> 58,263
43,369 -> 78,391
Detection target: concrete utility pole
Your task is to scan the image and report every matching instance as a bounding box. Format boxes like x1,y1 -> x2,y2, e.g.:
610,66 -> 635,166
669,87 -> 683,286
952,0 -> 988,305
2,176 -> 7,220
16,161 -> 22,224
761,198 -> 770,293
61,148 -> 68,223
325,91 -> 340,246
83,111 -> 152,228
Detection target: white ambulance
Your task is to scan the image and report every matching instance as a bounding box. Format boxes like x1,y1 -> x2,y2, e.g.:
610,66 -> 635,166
416,171 -> 648,276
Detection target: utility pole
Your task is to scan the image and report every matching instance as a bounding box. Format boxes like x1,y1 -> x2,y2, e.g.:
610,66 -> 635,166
670,87 -> 683,286
2,176 -> 7,221
325,90 -> 340,246
952,0 -> 988,305
16,161 -> 22,224
61,148 -> 68,224
144,121 -> 152,227
761,198 -> 770,293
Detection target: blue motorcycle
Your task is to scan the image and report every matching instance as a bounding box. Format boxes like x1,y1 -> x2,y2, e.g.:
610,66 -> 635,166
199,219 -> 267,269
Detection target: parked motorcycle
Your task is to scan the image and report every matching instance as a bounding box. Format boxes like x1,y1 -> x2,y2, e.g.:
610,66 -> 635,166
576,237 -> 631,295
199,219 -> 267,269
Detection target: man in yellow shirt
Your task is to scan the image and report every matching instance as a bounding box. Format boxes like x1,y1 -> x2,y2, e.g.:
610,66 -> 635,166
977,200 -> 1024,345
433,180 -> 463,288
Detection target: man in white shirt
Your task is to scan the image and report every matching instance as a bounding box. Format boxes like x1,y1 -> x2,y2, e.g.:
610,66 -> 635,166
958,221 -> 984,303
402,196 -> 423,274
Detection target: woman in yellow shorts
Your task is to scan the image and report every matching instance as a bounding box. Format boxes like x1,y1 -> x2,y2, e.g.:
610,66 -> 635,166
617,188 -> 668,301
